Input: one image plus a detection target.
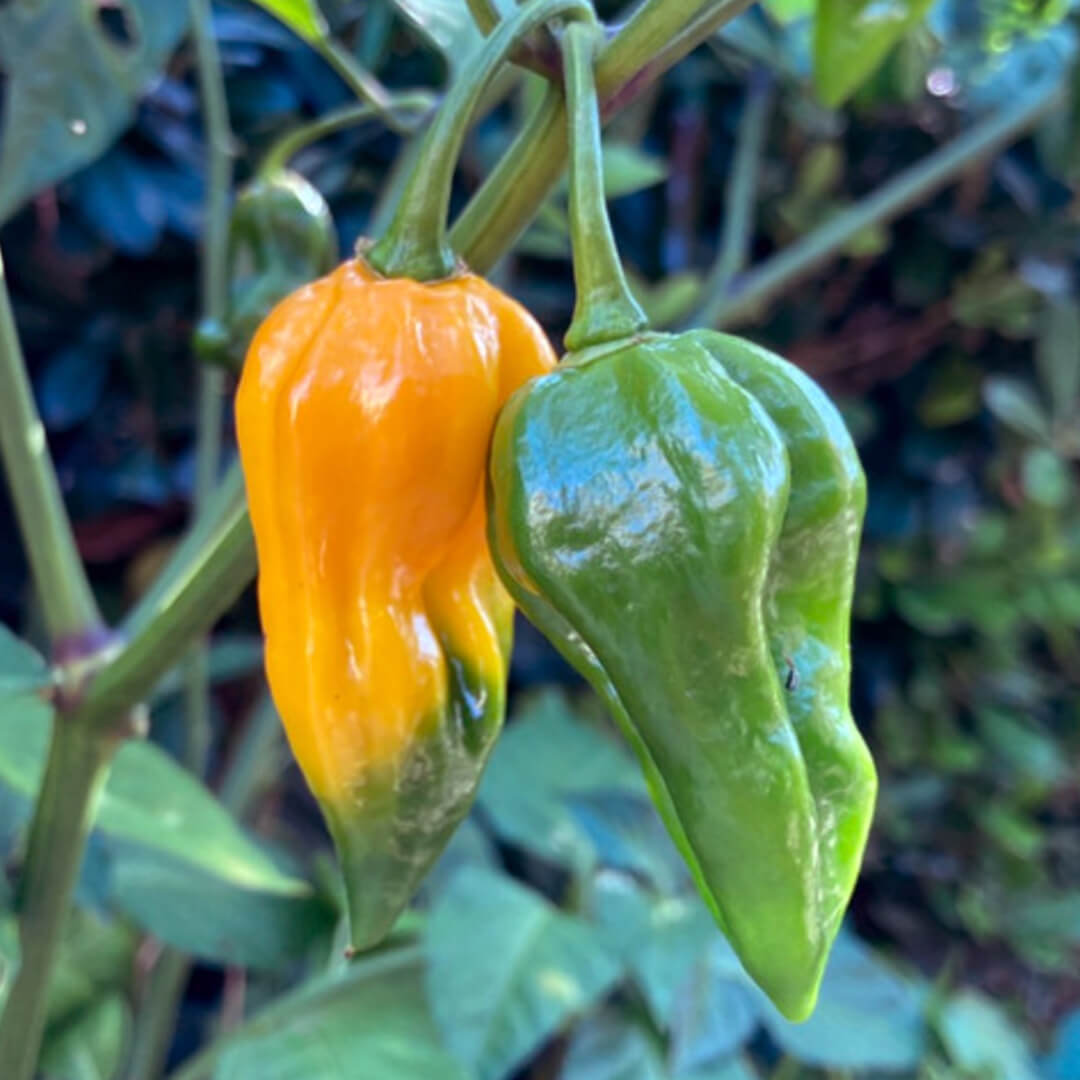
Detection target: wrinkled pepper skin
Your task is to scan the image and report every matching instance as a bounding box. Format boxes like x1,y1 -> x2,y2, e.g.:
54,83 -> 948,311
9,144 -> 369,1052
489,331 -> 830,1019
226,171 -> 339,366
690,330 -> 876,952
236,257 -> 556,948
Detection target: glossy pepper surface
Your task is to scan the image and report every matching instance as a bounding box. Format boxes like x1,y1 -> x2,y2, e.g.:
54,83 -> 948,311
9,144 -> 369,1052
488,330 -> 874,1020
236,256 -> 556,948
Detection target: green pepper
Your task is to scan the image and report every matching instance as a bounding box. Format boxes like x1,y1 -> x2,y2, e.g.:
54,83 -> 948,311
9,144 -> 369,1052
690,330 -> 876,953
225,170 -> 338,366
486,22 -> 875,1021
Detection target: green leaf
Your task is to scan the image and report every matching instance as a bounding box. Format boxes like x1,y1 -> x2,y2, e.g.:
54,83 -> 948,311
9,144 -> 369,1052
562,1011 -> 668,1080
427,866 -> 622,1080
813,0 -> 935,107
249,0 -> 326,41
601,144 -> 668,199
214,951 -> 468,1080
0,624 -> 48,699
935,991 -> 1041,1080
1036,299 -> 1080,420
41,994 -> 131,1080
1021,446 -> 1071,508
983,377 -> 1052,442
587,875 -> 735,1028
478,690 -> 646,872
390,0 -> 489,75
0,697 -> 308,897
765,0 -> 816,23
250,0 -> 328,42
759,932 -> 926,1070
46,913 -> 137,1031
0,913 -> 20,1019
107,851 -> 334,970
0,0 -> 189,222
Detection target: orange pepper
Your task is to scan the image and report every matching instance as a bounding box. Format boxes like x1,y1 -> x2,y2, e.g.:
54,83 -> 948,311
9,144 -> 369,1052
236,256 -> 555,947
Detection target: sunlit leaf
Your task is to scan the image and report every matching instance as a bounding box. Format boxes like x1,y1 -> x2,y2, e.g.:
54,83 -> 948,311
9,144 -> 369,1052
0,697 -> 307,897
249,0 -> 328,42
813,0 -> 935,106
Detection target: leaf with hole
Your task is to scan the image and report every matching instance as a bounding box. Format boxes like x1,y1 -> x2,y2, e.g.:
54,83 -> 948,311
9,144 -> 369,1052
0,0 -> 189,222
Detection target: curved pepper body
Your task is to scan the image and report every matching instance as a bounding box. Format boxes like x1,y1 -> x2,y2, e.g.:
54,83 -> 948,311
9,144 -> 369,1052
236,257 -> 555,948
488,332 -> 829,1019
690,330 -> 877,949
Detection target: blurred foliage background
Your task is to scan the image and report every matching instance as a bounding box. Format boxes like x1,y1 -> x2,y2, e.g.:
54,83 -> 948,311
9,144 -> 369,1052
1,0 -> 1080,1077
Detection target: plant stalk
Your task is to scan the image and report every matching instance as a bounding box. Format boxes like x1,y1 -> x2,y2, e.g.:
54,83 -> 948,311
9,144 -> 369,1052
366,0 -> 592,281
0,249 -> 102,647
451,0 -> 755,270
562,21 -> 648,351
697,76 -> 1063,328
0,722 -> 115,1079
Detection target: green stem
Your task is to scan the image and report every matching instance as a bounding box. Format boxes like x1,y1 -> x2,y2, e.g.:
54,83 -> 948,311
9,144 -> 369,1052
186,0 -> 233,776
562,22 -> 647,351
702,68 -> 772,302
218,696 -> 287,819
259,95 -> 435,177
124,950 -> 191,1080
312,38 -> 407,128
697,75 -> 1063,328
451,0 -> 754,271
366,0 -> 592,281
127,6 -> 234,1065
0,249 -> 102,646
79,483 -> 254,734
166,947 -> 423,1080
0,722 -> 115,1080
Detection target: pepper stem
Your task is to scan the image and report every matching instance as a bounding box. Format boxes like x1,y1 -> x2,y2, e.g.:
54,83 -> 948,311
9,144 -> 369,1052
367,0 -> 592,281
562,21 -> 648,352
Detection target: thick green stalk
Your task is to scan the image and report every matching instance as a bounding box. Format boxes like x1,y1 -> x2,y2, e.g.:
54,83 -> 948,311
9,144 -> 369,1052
0,722 -> 115,1079
697,75 -> 1063,328
562,22 -> 648,351
452,0 -> 754,270
0,249 -> 102,646
366,0 -> 591,281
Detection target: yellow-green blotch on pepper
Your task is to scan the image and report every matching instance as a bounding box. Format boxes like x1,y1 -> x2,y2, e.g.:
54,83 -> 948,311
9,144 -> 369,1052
487,329 -> 876,1021
236,256 -> 556,949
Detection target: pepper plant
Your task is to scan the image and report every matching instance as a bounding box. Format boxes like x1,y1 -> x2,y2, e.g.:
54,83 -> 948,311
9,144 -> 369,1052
0,0 -> 1073,1077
